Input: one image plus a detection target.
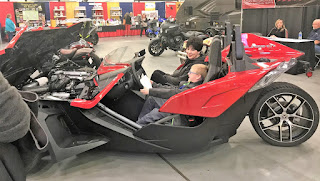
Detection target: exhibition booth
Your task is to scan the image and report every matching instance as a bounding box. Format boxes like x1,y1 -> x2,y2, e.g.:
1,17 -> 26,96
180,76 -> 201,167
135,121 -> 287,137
0,1 -> 183,38
242,0 -> 320,72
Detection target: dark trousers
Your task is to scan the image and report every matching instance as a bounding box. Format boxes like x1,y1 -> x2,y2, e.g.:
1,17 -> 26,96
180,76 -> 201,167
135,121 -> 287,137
151,70 -> 169,85
315,44 -> 320,54
0,143 -> 26,181
137,96 -> 170,126
7,32 -> 14,42
140,27 -> 147,36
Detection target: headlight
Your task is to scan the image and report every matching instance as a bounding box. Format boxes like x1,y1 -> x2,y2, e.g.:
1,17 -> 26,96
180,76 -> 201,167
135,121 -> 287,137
248,58 -> 297,92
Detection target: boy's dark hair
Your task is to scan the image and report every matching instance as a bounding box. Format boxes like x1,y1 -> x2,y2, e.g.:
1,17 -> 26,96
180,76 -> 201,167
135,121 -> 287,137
186,36 -> 203,51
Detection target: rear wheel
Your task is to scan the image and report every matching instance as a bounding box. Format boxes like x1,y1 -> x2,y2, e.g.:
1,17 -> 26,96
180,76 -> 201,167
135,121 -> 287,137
148,38 -> 164,56
205,28 -> 216,37
88,33 -> 99,45
249,82 -> 319,147
88,53 -> 101,69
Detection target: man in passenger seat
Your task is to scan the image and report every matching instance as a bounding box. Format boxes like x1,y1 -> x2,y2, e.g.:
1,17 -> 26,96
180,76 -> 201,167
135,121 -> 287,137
137,64 -> 208,126
150,36 -> 207,86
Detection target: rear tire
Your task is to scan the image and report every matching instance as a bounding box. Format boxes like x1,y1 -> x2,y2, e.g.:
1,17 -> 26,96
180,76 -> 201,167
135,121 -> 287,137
89,52 -> 101,69
249,82 -> 319,147
88,33 -> 99,45
205,28 -> 216,37
148,38 -> 164,56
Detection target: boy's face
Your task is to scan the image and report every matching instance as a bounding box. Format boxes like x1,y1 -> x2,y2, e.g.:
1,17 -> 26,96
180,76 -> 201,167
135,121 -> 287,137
188,68 -> 201,83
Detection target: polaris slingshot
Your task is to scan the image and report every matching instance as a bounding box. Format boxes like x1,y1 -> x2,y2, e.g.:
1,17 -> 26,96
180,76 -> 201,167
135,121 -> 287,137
0,24 -> 318,174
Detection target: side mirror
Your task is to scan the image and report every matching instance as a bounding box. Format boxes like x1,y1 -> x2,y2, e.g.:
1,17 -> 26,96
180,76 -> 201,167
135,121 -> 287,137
139,49 -> 146,57
134,49 -> 146,58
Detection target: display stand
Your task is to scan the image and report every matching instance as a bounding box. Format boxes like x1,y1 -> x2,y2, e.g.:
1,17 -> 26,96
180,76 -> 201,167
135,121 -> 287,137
53,6 -> 66,26
110,7 -> 122,20
92,6 -> 104,20
15,6 -> 45,27
75,6 -> 86,19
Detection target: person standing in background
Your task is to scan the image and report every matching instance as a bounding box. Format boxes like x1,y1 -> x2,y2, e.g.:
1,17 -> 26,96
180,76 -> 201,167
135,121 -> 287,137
5,14 -> 15,42
308,19 -> 320,54
140,14 -> 148,37
267,19 -> 288,38
124,12 -> 132,36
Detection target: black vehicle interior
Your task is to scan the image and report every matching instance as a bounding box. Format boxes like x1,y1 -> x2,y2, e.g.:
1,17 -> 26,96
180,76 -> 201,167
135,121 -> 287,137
100,28 -> 232,128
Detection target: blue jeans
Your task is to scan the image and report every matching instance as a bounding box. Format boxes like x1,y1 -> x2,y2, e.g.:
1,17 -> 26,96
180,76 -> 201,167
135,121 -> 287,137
315,44 -> 320,54
137,96 -> 170,126
7,32 -> 14,42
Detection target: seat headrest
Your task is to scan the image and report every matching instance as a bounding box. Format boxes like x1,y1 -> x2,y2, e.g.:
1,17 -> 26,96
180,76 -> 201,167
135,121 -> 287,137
203,38 -> 222,83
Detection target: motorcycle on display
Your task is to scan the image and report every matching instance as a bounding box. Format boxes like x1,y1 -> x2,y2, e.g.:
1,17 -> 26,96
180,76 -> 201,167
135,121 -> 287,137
145,19 -> 160,38
148,20 -> 208,56
80,21 -> 99,45
0,23 -> 319,175
68,38 -> 94,49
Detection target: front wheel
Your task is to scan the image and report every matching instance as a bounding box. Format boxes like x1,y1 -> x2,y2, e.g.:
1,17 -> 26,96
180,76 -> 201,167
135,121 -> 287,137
148,38 -> 164,56
249,82 -> 319,147
88,33 -> 99,45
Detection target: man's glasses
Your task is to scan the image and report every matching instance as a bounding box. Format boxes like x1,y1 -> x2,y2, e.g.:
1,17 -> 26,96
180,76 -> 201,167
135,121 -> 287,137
188,71 -> 198,75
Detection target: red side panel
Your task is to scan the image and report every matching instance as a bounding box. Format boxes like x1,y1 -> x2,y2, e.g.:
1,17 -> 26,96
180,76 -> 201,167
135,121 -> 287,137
97,63 -> 130,75
49,2 -> 66,20
5,26 -> 27,49
160,64 -> 279,118
0,2 -> 15,27
101,2 -> 108,20
133,2 -> 145,16
221,33 -> 304,62
70,73 -> 124,109
165,2 -> 177,18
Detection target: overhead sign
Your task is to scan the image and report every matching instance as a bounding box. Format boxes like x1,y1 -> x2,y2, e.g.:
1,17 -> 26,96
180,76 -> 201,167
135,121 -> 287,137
145,2 -> 155,11
276,0 -> 320,6
242,0 -> 276,9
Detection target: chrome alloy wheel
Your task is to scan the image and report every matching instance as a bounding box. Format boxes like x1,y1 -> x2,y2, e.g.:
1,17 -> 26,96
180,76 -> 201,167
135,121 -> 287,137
258,93 -> 315,143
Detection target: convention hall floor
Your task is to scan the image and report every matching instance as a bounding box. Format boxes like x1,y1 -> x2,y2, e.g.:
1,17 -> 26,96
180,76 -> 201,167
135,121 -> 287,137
4,36 -> 319,181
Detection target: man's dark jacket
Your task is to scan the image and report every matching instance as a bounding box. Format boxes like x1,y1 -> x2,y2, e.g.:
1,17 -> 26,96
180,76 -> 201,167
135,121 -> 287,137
164,56 -> 206,85
149,80 -> 202,99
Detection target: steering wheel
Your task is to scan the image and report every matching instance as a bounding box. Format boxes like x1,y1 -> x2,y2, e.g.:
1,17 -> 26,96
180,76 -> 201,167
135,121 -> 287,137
131,57 -> 146,89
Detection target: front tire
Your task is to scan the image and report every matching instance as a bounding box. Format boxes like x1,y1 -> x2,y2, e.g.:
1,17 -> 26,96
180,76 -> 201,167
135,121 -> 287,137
148,38 -> 164,56
249,82 -> 319,147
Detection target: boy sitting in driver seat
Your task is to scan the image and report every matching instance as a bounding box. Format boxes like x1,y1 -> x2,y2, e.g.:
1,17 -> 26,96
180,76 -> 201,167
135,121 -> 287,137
137,64 -> 208,126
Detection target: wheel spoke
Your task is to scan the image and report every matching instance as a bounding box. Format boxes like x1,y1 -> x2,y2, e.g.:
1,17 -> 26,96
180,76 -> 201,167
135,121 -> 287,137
262,122 -> 280,131
266,102 -> 278,116
293,100 -> 306,115
287,122 -> 293,142
259,115 -> 278,122
285,95 -> 297,108
279,124 -> 283,142
273,96 -> 285,111
290,115 -> 314,122
292,123 -> 310,130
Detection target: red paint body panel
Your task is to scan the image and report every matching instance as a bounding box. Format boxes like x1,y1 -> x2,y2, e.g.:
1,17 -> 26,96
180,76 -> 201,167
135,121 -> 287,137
159,33 -> 304,117
4,26 -> 27,50
160,65 -> 277,117
71,73 -> 124,109
97,63 -> 130,75
221,34 -> 304,61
